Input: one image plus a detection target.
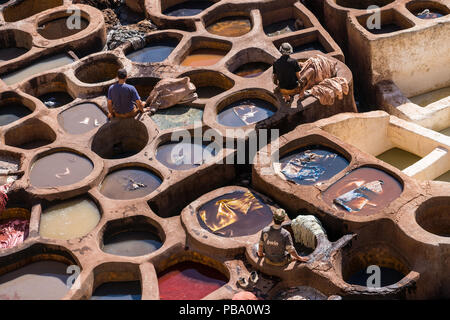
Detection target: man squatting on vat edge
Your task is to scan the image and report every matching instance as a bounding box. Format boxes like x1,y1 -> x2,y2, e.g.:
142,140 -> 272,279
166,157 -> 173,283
257,209 -> 309,266
107,68 -> 148,119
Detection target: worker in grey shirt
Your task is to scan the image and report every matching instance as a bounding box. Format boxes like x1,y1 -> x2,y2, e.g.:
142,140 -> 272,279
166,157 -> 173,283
257,209 -> 309,266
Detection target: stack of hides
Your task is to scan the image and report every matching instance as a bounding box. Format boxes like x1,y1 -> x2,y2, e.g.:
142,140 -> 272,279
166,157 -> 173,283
146,77 -> 198,110
291,215 -> 326,249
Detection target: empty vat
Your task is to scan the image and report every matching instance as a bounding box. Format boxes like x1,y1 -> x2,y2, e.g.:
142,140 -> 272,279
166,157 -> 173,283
38,17 -> 89,40
156,141 -> 216,170
126,39 -> 179,63
233,62 -> 270,78
4,119 -> 56,150
0,102 -> 31,126
0,48 -> 28,62
197,190 -> 273,237
217,98 -> 276,127
181,48 -> 227,67
38,91 -> 74,109
158,261 -> 227,300
39,198 -> 101,240
75,57 -> 121,84
206,16 -> 252,37
163,1 -> 215,16
322,167 -> 403,215
58,103 -> 107,135
150,106 -> 203,130
99,167 -> 162,200
91,281 -> 141,300
275,146 -> 349,185
416,197 -> 450,237
376,147 -> 422,170
29,151 -> 94,188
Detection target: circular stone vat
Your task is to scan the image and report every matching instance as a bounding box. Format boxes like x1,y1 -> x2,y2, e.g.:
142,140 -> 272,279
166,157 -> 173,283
181,48 -> 228,67
150,105 -> 203,130
91,119 -> 148,159
91,281 -> 141,300
75,57 -> 121,84
416,197 -> 450,237
335,0 -> 395,9
3,0 -> 64,23
322,167 -> 403,215
58,103 -> 107,135
0,260 -> 72,299
342,245 -> 410,288
39,197 -> 101,240
217,98 -> 276,127
99,167 -> 162,200
156,141 -> 216,170
163,1 -> 215,16
126,77 -> 160,101
4,119 -> 56,150
407,1 -> 449,19
38,91 -> 74,109
233,62 -> 271,78
0,100 -> 32,126
276,146 -> 349,186
126,38 -> 179,63
197,190 -> 273,237
29,151 -> 94,188
181,70 -> 234,99
206,16 -> 252,37
38,16 -> 89,40
158,261 -> 228,300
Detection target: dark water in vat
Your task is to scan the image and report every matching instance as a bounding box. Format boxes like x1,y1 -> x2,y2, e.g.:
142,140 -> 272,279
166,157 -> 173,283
322,167 -> 403,215
0,261 -> 71,300
367,23 -> 403,34
38,92 -> 73,109
18,140 -> 51,150
163,1 -> 214,16
278,147 -> 349,185
156,142 -> 216,170
38,17 -> 89,40
264,19 -> 302,37
293,42 -> 326,53
30,152 -> 93,188
217,98 -> 276,127
206,16 -> 252,37
196,86 -> 225,99
0,103 -> 31,126
126,39 -> 179,63
197,190 -> 273,237
376,147 -> 421,170
0,48 -> 28,62
100,167 -> 162,200
91,281 -> 141,300
234,62 -> 270,78
347,267 -> 405,287
103,231 -> 162,257
158,261 -> 227,300
58,103 -> 107,135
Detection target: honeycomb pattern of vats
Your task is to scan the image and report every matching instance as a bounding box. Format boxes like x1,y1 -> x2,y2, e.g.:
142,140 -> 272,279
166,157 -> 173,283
318,0 -> 450,104
252,110 -> 450,299
3,0 -> 445,301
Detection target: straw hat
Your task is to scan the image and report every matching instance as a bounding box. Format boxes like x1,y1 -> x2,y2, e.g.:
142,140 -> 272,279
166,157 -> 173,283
273,208 -> 287,223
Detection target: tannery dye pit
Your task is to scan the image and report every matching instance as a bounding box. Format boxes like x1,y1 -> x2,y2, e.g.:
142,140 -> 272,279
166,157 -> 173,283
217,98 -> 276,127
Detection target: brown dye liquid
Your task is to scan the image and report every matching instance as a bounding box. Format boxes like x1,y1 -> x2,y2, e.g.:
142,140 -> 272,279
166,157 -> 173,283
234,62 -> 270,78
0,261 -> 71,300
376,148 -> 421,170
30,152 -> 93,188
206,16 -> 252,37
58,103 -> 107,135
197,190 -> 273,237
38,17 -> 89,40
181,49 -> 226,67
322,167 -> 403,215
0,48 -> 28,62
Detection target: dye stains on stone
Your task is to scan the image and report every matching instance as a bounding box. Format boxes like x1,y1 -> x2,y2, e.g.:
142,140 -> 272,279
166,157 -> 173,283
322,167 -> 403,215
0,218 -> 29,249
103,231 -> 162,257
126,39 -> 179,63
39,198 -> 101,240
58,103 -> 107,135
90,281 -> 141,300
156,142 -> 216,170
197,190 -> 273,237
181,49 -> 227,67
0,48 -> 28,62
264,18 -> 304,37
0,102 -> 31,126
377,148 -> 421,170
275,146 -> 349,186
38,92 -> 73,109
158,261 -> 227,300
100,167 -> 162,200
206,16 -> 252,37
347,267 -> 405,287
38,17 -> 89,40
233,62 -> 271,78
217,98 -> 276,127
409,86 -> 450,107
151,105 -> 203,130
30,152 -> 94,188
0,261 -> 72,300
1,54 -> 75,85
163,1 -> 215,16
